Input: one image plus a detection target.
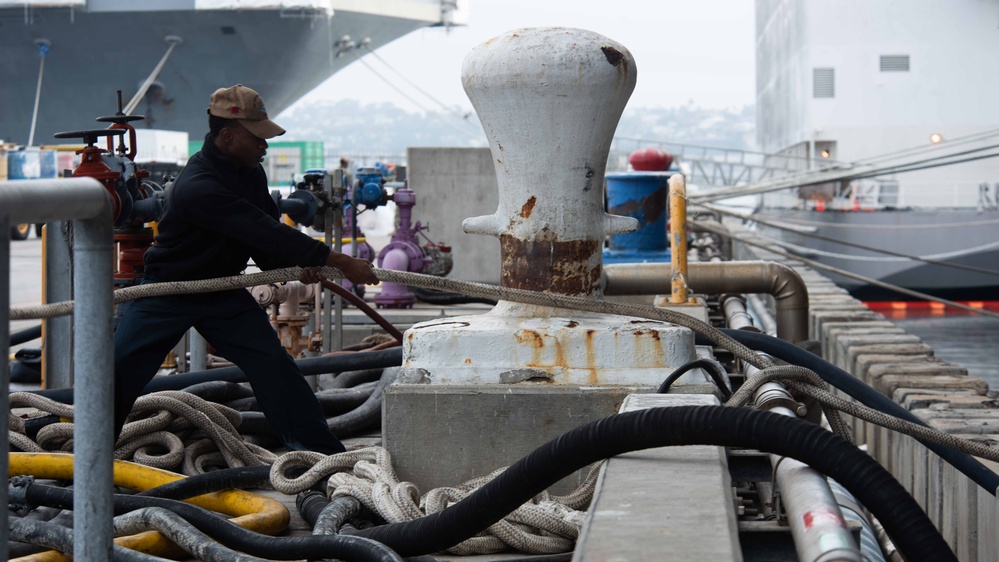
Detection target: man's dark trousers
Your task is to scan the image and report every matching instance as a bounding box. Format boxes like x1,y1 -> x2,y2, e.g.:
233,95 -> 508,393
113,286 -> 345,454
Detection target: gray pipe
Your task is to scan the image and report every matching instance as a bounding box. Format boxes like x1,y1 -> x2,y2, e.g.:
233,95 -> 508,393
720,294 -> 761,333
189,328 -> 208,372
602,260 -> 808,343
44,220 -> 73,388
1,177 -> 113,562
753,380 -> 863,562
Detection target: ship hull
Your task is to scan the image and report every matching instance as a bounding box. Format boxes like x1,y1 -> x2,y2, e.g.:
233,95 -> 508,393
0,5 -> 435,144
750,208 -> 999,301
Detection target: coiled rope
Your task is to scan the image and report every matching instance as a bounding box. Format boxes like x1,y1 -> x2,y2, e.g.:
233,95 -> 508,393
8,391 -> 274,475
271,445 -> 597,555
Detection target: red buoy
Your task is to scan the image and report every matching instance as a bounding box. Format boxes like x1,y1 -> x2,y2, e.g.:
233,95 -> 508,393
629,147 -> 673,171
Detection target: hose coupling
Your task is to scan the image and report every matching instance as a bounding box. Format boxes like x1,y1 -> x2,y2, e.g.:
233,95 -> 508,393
9,475 -> 36,514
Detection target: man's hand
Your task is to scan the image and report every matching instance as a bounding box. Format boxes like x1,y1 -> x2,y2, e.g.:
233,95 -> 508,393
324,252 -> 380,285
299,267 -> 324,285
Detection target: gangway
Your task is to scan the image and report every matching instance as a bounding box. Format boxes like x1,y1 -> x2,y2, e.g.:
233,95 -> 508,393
609,137 -> 844,187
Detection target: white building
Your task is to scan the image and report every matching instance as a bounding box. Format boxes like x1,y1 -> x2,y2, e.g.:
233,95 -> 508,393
755,0 -> 999,207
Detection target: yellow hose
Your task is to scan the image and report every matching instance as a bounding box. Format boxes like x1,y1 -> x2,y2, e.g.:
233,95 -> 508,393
10,453 -> 289,562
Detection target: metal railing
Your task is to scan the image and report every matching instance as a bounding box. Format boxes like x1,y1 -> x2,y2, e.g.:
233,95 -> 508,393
2,177 -> 113,561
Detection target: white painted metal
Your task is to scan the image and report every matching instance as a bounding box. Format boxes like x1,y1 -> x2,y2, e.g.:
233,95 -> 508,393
404,28 -> 698,385
461,27 -> 638,267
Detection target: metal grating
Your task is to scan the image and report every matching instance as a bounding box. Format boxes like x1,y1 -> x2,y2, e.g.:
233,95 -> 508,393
813,68 -> 835,98
880,55 -> 910,72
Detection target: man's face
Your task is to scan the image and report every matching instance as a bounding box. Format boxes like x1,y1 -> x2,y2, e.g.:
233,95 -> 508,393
222,121 -> 268,168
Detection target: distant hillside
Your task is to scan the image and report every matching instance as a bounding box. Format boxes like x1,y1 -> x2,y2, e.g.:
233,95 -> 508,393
276,99 -> 755,161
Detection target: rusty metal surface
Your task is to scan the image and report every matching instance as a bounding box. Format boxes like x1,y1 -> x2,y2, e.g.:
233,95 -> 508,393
500,235 -> 602,295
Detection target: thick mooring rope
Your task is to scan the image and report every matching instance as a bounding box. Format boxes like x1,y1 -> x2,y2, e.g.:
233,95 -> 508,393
271,446 -> 597,555
9,266 -> 774,372
7,391 -> 274,475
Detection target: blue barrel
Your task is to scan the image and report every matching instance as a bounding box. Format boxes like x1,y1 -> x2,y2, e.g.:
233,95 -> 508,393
7,149 -> 57,179
604,172 -> 672,263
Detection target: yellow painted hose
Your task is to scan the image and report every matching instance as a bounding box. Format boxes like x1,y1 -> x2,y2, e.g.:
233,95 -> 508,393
9,453 -> 289,562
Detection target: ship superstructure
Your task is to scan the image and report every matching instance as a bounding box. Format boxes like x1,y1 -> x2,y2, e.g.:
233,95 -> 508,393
0,0 -> 467,144
750,0 -> 999,299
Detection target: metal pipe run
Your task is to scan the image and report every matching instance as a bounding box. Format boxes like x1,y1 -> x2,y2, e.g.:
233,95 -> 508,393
752,379 -> 863,562
602,260 -> 809,343
1,177 -> 113,562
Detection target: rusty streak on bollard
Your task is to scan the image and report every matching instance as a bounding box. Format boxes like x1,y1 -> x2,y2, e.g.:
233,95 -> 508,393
669,174 -> 689,303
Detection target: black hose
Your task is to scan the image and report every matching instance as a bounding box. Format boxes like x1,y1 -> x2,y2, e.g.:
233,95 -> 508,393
227,385 -> 376,415
180,381 -> 255,403
297,490 -> 331,527
328,368 -> 398,437
17,481 -> 405,562
701,328 -> 999,496
10,324 -> 42,346
9,517 -> 166,561
346,405 -> 952,561
656,358 -> 732,399
28,347 -> 404,404
297,491 -> 366,536
328,368 -> 385,389
315,496 -> 365,536
136,465 -> 273,499
23,414 -> 61,439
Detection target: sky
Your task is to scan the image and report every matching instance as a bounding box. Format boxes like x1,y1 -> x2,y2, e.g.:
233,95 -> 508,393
289,0 -> 756,115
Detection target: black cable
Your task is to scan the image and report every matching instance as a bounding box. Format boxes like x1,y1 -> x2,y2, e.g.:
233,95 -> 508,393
10,324 -> 42,346
656,358 -> 732,399
27,347 -> 404,404
228,385 -> 375,415
16,481 -> 405,562
700,328 -> 999,496
347,405 -> 952,561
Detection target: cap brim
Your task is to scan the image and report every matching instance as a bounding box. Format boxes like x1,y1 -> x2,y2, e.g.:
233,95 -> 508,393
242,118 -> 286,139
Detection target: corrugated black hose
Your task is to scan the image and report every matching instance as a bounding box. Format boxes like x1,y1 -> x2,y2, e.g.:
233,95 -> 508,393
346,405 -> 954,562
9,323 -> 42,346
327,368 -> 398,437
702,328 -> 999,496
327,368 -> 386,389
13,479 -> 405,562
297,491 -> 365,536
136,465 -> 273,500
180,381 -> 256,403
230,384 -> 376,415
10,517 -> 165,561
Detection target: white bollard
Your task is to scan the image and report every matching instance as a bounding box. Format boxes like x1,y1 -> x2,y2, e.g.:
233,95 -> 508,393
403,28 -> 696,385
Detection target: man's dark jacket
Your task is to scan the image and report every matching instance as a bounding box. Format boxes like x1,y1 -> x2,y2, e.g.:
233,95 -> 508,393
144,134 -> 330,281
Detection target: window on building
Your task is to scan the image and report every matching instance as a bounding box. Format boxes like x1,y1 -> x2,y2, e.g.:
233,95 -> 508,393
880,55 -> 910,72
813,68 -> 835,98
